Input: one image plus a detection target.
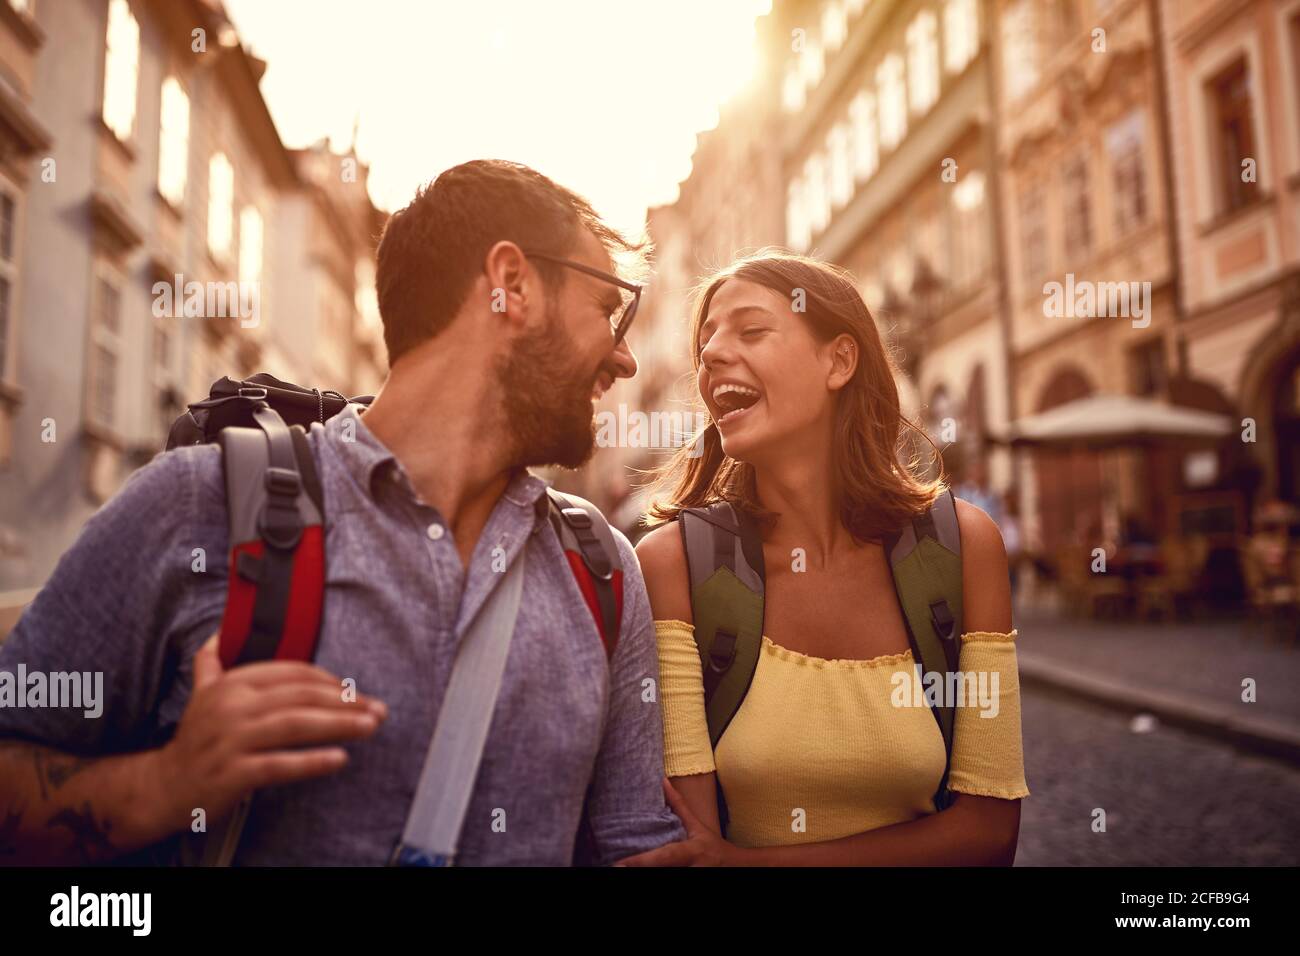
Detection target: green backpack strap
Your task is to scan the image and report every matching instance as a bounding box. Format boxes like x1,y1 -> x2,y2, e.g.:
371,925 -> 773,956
679,501 -> 766,837
679,502 -> 766,748
884,487 -> 964,811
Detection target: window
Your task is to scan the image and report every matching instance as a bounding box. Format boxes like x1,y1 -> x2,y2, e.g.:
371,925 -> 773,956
949,170 -> 987,289
799,39 -> 825,90
804,152 -> 830,234
877,53 -> 907,150
88,273 -> 121,431
239,205 -> 263,285
1128,339 -> 1167,397
850,90 -> 878,180
207,152 -> 234,260
907,11 -> 940,114
1002,0 -> 1039,103
1293,16 -> 1300,144
786,176 -> 811,252
101,0 -> 140,142
782,62 -> 805,112
822,1 -> 848,52
1018,183 -> 1047,287
1207,58 -> 1257,215
1062,152 -> 1092,258
0,190 -> 16,381
1106,110 -> 1147,235
914,209 -> 944,280
944,0 -> 979,74
152,318 -> 176,439
828,123 -> 853,209
157,77 -> 190,208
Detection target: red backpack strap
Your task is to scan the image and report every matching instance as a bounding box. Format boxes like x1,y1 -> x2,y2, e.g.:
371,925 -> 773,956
544,488 -> 623,660
216,401 -> 326,668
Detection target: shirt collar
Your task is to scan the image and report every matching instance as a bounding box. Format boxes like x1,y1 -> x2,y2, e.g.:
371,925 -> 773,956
326,403 -> 397,498
326,403 -> 551,516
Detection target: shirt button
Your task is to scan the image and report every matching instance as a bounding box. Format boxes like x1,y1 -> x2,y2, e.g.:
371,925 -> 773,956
426,523 -> 445,541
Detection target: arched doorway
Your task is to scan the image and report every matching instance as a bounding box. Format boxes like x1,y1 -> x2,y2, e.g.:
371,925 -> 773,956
1033,367 -> 1104,551
1271,349 -> 1300,508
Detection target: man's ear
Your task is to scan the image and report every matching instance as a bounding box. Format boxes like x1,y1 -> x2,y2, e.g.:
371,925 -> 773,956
482,240 -> 532,329
826,333 -> 858,390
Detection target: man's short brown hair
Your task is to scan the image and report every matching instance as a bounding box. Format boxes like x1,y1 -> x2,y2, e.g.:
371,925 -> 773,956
375,159 -> 639,363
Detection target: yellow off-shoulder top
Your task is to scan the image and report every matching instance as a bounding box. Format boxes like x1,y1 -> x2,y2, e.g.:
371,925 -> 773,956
655,621 -> 1030,848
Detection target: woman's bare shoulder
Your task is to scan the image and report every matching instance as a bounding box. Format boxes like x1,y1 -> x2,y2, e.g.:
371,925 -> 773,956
953,497 -> 1013,633
634,522 -> 694,625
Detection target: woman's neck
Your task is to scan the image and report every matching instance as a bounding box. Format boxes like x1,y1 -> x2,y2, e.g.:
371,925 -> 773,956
751,423 -> 854,566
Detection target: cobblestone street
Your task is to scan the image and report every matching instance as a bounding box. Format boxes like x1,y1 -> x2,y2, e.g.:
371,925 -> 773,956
1016,686 -> 1300,866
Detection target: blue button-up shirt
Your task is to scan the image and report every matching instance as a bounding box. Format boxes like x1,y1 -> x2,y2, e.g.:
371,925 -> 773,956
0,404 -> 685,864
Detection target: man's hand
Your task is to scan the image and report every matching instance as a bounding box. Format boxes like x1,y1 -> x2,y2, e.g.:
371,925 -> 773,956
615,778 -> 747,867
152,634 -> 388,830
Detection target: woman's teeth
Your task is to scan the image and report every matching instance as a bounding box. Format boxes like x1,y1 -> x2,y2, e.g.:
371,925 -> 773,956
712,383 -> 760,405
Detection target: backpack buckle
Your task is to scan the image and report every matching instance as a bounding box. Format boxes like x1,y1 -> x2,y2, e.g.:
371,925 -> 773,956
264,466 -> 301,498
930,600 -> 955,641
707,629 -> 739,673
238,386 -> 269,402
562,507 -> 592,529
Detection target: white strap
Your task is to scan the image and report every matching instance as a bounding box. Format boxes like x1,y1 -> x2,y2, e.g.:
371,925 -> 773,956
392,548 -> 527,866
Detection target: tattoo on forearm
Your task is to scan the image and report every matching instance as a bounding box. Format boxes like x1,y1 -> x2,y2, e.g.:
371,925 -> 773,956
32,750 -> 97,801
46,802 -> 115,863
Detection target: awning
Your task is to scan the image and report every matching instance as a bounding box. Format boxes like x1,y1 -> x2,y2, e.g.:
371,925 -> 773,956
991,394 -> 1234,449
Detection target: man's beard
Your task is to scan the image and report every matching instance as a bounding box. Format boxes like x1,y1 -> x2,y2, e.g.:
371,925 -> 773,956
496,301 -> 600,470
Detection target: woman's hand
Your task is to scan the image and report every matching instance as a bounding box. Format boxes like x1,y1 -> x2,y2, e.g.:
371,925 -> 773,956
615,778 -> 747,867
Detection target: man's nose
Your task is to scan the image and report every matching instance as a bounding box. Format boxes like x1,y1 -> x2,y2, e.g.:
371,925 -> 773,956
610,336 -> 638,380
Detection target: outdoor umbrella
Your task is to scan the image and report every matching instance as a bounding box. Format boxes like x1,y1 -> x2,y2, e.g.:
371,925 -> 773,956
991,394 -> 1234,449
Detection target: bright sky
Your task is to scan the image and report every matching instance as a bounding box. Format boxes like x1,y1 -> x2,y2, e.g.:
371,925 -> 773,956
223,0 -> 772,238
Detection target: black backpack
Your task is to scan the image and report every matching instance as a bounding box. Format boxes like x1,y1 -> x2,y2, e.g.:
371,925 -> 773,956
166,372 -> 624,863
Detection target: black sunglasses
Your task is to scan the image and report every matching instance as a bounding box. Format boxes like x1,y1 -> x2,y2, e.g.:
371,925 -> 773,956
522,250 -> 642,346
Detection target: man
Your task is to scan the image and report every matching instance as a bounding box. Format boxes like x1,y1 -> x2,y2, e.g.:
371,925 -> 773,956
0,159 -> 685,865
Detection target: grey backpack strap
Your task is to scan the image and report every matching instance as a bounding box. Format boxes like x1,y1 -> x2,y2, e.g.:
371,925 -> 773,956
389,546 -> 528,866
188,407 -> 324,868
545,488 -> 622,658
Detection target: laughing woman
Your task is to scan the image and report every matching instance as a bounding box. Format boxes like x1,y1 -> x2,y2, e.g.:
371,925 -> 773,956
622,251 -> 1028,867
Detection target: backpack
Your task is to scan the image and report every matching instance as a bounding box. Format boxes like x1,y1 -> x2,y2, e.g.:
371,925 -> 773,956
677,488 -> 963,833
165,372 -> 624,863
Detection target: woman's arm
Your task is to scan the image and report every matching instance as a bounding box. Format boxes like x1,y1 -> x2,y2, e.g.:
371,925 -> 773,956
635,523 -> 723,835
623,499 -> 1023,866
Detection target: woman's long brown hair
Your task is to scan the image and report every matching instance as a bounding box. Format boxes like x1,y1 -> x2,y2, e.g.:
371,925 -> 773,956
643,250 -> 946,544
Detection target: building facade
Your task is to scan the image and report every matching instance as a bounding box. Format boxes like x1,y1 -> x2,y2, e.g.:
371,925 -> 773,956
637,0 -> 1300,584
0,0 -> 385,631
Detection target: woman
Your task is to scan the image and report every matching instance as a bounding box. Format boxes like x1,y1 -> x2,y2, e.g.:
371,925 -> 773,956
621,251 -> 1028,866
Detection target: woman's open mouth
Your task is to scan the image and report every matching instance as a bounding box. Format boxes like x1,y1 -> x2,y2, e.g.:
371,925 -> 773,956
711,382 -> 762,426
